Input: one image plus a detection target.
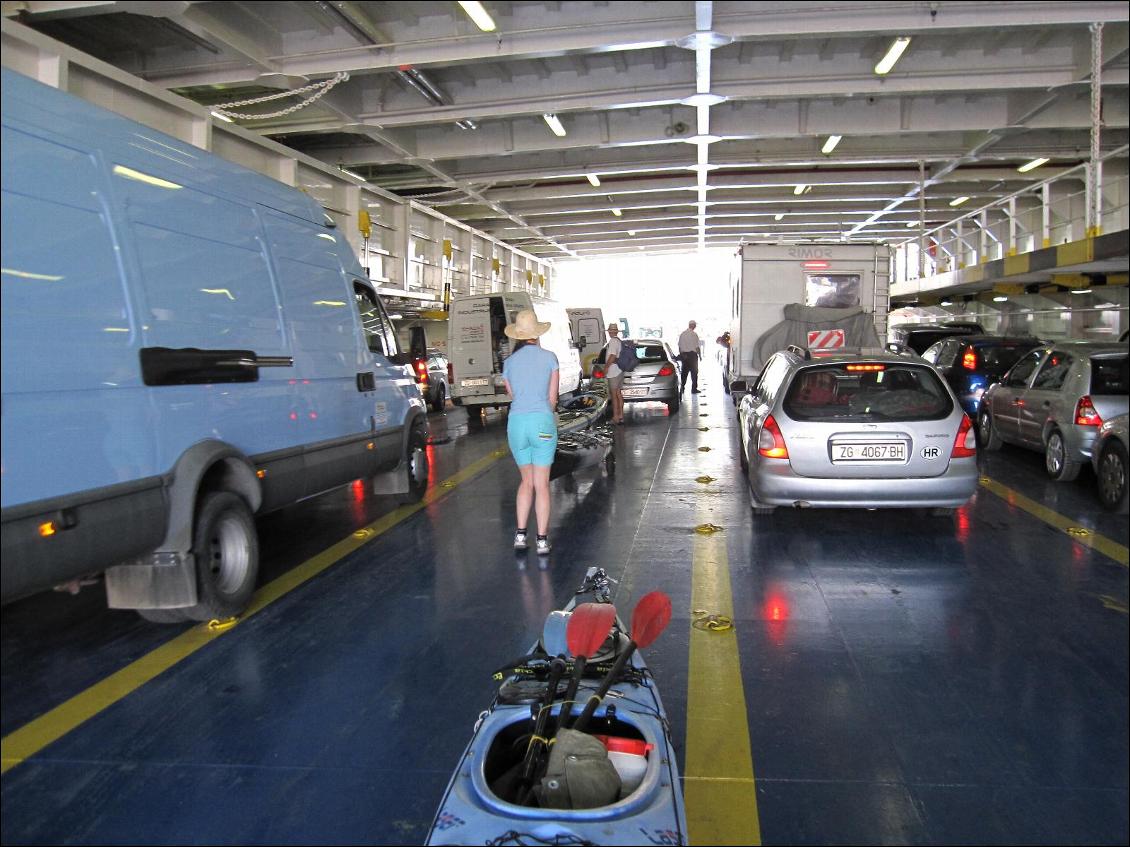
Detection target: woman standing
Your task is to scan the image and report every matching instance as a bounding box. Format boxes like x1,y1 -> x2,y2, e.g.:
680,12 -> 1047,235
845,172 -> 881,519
502,309 -> 560,555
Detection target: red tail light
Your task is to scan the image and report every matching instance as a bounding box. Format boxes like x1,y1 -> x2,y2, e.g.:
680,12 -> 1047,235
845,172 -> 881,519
414,359 -> 428,385
951,413 -> 977,458
758,415 -> 789,459
961,349 -> 977,370
657,363 -> 675,377
846,363 -> 885,372
1074,395 -> 1102,427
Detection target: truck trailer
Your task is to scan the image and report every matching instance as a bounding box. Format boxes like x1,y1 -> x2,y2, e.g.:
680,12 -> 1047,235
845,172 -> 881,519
722,243 -> 892,398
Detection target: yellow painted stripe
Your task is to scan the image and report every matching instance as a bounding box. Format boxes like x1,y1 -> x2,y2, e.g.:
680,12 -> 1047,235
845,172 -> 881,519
685,517 -> 761,845
979,476 -> 1129,567
0,448 -> 507,775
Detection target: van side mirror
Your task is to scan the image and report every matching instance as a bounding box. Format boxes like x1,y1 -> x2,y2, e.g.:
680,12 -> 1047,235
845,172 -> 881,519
409,326 -> 427,360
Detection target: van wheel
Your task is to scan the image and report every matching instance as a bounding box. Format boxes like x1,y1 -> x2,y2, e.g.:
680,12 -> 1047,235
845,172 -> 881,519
431,384 -> 446,413
1045,428 -> 1081,482
184,492 -> 258,622
402,424 -> 430,502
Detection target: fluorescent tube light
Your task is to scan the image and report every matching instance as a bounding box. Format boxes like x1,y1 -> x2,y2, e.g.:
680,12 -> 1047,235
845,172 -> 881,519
340,168 -> 366,182
1017,157 -> 1049,173
993,296 -> 1008,302
587,174 -> 601,187
611,208 -> 622,217
774,213 -> 785,221
543,113 -> 567,137
794,184 -> 807,195
875,37 -> 911,75
821,135 -> 842,154
211,110 -> 234,123
458,1 -> 496,32
949,196 -> 970,207
1069,288 -> 1092,294
906,221 -> 918,228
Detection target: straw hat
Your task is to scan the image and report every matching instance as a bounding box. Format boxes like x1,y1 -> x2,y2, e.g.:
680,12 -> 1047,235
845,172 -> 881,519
606,322 -> 619,332
504,308 -> 551,340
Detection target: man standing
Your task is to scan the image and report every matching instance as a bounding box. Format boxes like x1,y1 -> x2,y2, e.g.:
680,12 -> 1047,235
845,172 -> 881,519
603,322 -> 625,424
677,320 -> 701,395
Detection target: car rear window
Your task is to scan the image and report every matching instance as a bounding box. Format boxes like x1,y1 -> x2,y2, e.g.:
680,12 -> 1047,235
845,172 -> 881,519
972,342 -> 1036,375
1091,355 -> 1129,395
634,343 -> 668,363
783,363 -> 954,421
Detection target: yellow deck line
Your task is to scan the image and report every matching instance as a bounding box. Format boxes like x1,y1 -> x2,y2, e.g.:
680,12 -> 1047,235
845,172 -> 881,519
979,476 -> 1129,568
0,448 -> 506,775
685,512 -> 761,845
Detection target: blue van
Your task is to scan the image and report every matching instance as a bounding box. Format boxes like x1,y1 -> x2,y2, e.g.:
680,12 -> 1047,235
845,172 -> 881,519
1,68 -> 429,621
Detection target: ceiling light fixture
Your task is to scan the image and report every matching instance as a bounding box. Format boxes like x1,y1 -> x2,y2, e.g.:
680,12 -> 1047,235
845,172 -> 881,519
874,36 -> 911,75
628,230 -> 636,236
949,196 -> 970,207
543,113 -> 567,137
685,134 -> 722,146
681,92 -> 727,107
611,208 -> 622,217
1069,288 -> 1093,294
211,110 -> 234,123
1017,157 -> 1049,173
821,135 -> 842,155
993,296 -> 1008,302
775,213 -> 785,221
906,221 -> 918,228
587,174 -> 601,187
794,184 -> 807,195
458,1 -> 496,32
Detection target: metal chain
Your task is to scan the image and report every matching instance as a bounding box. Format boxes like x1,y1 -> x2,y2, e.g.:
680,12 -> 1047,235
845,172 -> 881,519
212,72 -> 349,121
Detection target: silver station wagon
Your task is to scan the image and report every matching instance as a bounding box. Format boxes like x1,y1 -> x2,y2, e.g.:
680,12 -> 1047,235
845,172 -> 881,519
737,346 -> 979,514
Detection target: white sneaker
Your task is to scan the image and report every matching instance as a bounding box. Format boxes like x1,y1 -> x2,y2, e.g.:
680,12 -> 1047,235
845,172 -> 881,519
536,537 -> 551,555
513,530 -> 528,550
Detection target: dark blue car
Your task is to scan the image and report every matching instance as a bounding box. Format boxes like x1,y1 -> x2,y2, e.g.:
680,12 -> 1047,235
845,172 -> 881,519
921,334 -> 1046,418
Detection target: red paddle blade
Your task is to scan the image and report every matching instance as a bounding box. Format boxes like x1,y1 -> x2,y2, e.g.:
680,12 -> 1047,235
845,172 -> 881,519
566,603 -> 617,657
630,591 -> 672,649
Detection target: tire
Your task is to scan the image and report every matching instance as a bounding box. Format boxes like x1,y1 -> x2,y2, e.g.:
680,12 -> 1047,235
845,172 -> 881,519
1096,440 -> 1129,513
402,423 -> 430,502
431,383 -> 446,413
138,608 -> 189,624
738,435 -> 749,474
1045,428 -> 1081,482
666,396 -> 680,414
977,408 -> 1002,451
184,491 -> 258,622
467,405 -> 484,428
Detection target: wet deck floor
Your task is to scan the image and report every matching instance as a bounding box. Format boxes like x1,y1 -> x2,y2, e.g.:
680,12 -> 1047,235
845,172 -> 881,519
2,376 -> 1127,845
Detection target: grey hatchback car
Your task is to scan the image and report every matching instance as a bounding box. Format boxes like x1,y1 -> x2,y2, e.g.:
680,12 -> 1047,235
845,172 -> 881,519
593,339 -> 681,413
737,346 -> 979,514
978,341 -> 1129,481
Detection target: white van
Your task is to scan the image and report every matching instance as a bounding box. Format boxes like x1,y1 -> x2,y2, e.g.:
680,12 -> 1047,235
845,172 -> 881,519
448,293 -> 582,424
566,308 -> 607,378
0,68 -> 429,622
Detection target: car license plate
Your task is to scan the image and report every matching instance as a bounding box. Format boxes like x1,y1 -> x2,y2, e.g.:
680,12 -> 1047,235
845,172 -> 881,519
622,387 -> 648,397
461,378 -> 489,387
831,441 -> 907,463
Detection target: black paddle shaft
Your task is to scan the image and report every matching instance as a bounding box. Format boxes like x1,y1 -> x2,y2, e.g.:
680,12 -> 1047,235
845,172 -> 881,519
571,640 -> 636,733
517,657 -> 567,792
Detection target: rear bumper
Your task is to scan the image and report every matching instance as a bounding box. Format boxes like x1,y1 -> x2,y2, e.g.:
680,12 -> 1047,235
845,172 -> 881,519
751,457 -> 980,508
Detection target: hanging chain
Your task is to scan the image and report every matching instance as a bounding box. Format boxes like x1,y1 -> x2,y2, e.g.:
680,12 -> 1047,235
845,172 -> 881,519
212,72 -> 349,121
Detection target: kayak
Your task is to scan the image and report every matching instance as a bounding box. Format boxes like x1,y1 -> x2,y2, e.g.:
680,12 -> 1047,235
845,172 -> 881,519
426,568 -> 687,845
552,389 -> 615,480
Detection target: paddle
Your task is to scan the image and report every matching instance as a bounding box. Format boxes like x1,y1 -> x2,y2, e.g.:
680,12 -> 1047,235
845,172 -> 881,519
556,603 -> 618,733
514,655 -> 567,803
572,591 -> 672,734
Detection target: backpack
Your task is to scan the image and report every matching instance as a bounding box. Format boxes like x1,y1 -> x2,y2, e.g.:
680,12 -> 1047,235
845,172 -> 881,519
615,340 -> 639,372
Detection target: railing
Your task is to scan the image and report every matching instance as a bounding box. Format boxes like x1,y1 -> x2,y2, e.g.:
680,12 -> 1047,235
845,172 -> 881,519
894,146 -> 1129,284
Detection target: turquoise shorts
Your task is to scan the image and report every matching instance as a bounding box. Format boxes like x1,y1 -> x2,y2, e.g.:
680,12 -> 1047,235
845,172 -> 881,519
508,411 -> 558,467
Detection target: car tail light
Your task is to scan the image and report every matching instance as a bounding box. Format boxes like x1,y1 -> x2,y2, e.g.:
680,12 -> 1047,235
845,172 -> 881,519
846,363 -> 885,372
1075,395 -> 1102,427
657,363 -> 675,377
593,365 -> 606,379
951,413 -> 977,458
414,358 -> 428,385
961,348 -> 977,370
758,415 -> 789,459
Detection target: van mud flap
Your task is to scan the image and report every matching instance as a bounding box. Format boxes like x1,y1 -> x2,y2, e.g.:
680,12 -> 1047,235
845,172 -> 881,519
371,459 -> 409,495
105,552 -> 197,609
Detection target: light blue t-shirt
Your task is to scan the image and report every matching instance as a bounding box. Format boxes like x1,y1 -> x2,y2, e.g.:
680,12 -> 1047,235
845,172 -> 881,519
503,344 -> 560,415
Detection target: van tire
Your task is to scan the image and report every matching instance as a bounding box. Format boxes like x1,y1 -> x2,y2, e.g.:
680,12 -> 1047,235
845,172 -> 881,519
184,491 -> 258,622
431,384 -> 446,413
402,423 -> 430,503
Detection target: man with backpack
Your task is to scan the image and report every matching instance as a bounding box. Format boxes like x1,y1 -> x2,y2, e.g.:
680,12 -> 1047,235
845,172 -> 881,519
603,322 -> 626,425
